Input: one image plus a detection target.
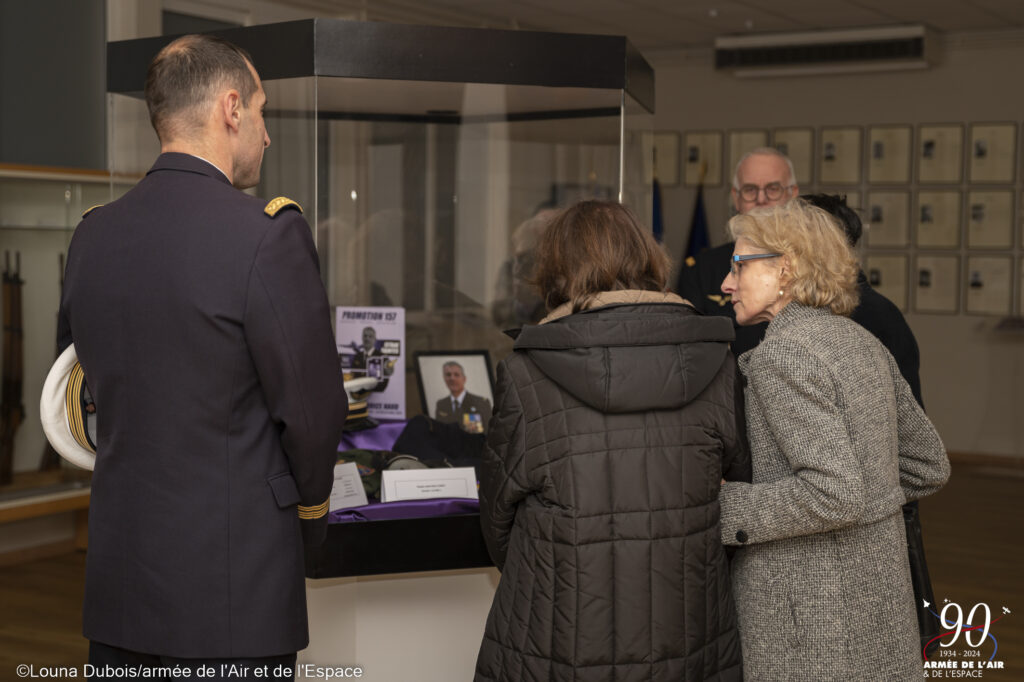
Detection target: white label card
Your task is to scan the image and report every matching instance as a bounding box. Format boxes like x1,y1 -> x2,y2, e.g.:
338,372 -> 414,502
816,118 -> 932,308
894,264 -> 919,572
329,461 -> 369,511
381,467 -> 479,503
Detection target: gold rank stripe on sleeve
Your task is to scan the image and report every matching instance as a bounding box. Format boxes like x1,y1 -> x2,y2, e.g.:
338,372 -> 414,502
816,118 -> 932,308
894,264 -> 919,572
263,196 -> 303,217
297,499 -> 329,519
66,363 -> 96,454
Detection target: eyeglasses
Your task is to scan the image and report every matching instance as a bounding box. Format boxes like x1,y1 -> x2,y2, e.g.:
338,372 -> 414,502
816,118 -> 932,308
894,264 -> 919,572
736,183 -> 792,202
729,253 -> 782,277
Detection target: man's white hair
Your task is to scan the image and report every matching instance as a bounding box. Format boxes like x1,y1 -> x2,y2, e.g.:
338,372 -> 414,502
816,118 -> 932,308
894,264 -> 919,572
442,360 -> 465,374
732,147 -> 796,189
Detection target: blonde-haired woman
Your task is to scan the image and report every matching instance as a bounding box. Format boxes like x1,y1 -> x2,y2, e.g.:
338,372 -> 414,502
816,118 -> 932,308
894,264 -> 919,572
718,199 -> 949,681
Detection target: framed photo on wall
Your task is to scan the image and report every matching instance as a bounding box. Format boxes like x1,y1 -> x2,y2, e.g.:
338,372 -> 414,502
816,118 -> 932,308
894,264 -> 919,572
868,125 -> 912,184
414,351 -> 495,434
727,129 -> 769,182
914,191 -> 961,248
641,131 -> 680,186
966,256 -> 1012,316
967,190 -> 1013,248
914,255 -> 960,314
918,124 -> 963,184
820,127 -> 862,184
864,254 -> 909,311
684,131 -> 723,186
772,128 -> 813,185
969,122 -> 1017,183
865,191 -> 909,247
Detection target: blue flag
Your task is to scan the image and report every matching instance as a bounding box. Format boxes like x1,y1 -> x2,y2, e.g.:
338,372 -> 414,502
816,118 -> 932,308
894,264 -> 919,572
685,183 -> 709,262
652,177 -> 664,242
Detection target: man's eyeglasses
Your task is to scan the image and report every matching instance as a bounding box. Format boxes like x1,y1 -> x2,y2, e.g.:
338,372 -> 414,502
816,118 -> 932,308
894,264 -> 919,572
730,253 -> 781,277
736,183 -> 792,202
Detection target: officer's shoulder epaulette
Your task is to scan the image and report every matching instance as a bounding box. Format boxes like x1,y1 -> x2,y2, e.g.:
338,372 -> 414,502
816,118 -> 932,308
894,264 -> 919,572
264,196 -> 303,218
81,204 -> 104,219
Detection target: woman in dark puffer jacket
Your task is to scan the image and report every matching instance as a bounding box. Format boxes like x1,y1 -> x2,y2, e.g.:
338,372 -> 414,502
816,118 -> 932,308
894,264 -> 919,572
475,200 -> 749,682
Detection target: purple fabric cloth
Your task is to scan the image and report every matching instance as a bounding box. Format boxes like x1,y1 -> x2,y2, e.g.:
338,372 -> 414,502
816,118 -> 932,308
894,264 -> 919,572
329,497 -> 480,523
334,420 -> 480,523
339,419 -> 407,452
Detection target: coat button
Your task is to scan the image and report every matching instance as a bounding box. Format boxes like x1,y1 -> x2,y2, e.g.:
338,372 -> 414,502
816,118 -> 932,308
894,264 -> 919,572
736,530 -> 748,544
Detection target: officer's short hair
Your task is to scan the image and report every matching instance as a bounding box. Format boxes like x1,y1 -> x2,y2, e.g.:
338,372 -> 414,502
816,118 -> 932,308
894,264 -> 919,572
145,34 -> 258,142
802,193 -> 863,247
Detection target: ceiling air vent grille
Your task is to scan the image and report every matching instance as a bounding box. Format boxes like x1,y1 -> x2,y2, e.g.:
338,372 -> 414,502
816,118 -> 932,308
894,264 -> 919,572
714,25 -> 933,77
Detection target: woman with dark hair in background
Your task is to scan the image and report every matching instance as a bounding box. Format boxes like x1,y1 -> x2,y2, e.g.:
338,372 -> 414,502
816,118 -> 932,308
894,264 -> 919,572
718,199 -> 949,681
475,200 -> 748,682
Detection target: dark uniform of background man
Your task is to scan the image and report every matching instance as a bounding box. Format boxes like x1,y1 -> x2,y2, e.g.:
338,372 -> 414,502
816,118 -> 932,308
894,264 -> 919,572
57,34 -> 346,679
678,147 -> 799,356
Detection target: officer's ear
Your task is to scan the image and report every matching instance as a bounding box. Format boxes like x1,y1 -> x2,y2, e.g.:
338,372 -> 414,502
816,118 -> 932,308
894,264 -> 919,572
221,88 -> 242,133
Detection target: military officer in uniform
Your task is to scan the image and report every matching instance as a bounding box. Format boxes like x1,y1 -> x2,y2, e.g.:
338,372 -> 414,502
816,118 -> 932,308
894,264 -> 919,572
349,326 -> 394,390
434,361 -> 492,434
351,326 -> 379,370
677,148 -> 799,356
57,34 -> 346,679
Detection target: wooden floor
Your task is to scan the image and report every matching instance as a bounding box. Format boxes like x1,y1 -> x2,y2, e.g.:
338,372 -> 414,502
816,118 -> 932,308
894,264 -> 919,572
0,549 -> 88,669
916,459 -> 1023,680
1,460 -> 1021,678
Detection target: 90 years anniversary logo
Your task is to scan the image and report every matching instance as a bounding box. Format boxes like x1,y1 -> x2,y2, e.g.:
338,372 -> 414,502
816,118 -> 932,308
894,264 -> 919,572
923,598 -> 1011,678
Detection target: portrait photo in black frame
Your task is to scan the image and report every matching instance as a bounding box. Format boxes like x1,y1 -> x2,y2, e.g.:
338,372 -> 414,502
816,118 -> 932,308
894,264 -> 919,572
414,350 -> 496,434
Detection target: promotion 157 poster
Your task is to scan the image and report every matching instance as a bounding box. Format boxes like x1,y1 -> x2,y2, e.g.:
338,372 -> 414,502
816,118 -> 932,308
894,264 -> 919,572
336,306 -> 405,420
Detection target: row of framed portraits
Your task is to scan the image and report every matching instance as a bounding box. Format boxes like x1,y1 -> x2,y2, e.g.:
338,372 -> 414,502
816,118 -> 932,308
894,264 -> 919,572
835,189 -> 1021,249
866,254 -> 1022,316
681,123 -> 1019,188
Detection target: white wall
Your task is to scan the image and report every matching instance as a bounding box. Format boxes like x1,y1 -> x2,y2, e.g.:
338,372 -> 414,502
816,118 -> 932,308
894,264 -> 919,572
650,31 -> 1024,458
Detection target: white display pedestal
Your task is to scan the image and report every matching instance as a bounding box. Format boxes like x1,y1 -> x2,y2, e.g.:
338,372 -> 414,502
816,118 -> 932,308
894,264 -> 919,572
301,567 -> 499,681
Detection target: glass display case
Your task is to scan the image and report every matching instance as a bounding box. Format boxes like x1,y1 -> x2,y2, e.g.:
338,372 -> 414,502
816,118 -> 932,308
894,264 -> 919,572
0,165 -> 133,504
107,18 -> 655,577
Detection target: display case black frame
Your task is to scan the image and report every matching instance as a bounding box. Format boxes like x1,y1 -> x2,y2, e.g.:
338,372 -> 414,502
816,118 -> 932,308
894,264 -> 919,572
107,18 -> 654,115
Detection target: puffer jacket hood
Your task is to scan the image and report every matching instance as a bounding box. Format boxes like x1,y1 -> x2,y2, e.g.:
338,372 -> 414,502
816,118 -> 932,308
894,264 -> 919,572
513,302 -> 735,413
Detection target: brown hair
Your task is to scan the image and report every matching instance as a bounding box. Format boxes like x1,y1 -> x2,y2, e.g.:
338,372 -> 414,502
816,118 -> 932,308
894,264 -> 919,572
144,34 -> 258,142
729,199 -> 860,316
533,200 -> 670,312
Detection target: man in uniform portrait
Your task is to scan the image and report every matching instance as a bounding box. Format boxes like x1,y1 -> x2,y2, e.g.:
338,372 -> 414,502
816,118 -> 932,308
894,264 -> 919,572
348,325 -> 395,390
351,326 -> 379,370
434,361 -> 492,434
57,34 -> 346,679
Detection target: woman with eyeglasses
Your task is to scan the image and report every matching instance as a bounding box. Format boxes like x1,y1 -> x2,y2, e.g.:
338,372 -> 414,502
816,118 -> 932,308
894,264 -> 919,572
717,199 -> 949,681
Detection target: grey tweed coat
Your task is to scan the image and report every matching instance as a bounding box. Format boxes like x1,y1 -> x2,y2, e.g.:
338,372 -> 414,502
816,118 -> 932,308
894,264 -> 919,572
719,302 -> 949,682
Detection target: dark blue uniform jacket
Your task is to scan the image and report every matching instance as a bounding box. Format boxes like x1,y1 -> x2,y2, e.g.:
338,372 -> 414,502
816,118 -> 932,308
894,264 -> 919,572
58,153 -> 346,657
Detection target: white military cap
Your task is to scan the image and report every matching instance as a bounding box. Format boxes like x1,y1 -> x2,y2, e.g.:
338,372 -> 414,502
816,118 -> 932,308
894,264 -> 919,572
39,343 -> 96,471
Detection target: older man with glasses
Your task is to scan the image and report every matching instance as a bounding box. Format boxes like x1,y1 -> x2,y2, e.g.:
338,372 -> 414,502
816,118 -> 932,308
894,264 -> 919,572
678,148 -> 798,355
